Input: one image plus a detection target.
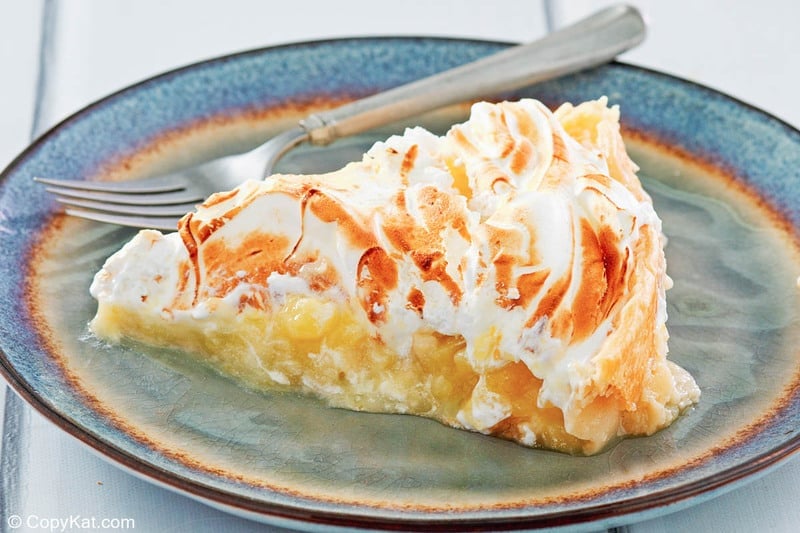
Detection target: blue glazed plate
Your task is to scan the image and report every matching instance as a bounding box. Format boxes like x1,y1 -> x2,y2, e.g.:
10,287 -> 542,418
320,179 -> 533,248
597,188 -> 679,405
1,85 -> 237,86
1,38 -> 800,531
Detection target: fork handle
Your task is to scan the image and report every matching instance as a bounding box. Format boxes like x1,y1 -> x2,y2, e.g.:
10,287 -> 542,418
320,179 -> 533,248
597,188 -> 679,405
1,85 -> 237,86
298,4 -> 645,145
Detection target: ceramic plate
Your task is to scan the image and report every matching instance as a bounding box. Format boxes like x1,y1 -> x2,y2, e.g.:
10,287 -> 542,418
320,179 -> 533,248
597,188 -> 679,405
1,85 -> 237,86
1,38 -> 800,531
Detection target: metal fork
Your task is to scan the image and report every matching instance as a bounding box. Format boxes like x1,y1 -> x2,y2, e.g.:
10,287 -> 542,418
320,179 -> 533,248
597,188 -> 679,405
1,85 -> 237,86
34,4 -> 645,231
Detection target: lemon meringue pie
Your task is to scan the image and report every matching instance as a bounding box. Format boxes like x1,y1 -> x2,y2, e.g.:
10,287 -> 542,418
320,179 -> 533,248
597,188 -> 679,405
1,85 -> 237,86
89,98 -> 700,455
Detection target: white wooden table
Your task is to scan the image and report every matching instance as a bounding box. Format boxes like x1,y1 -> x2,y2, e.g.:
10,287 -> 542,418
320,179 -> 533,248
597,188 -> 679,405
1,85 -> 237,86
1,1 -> 799,531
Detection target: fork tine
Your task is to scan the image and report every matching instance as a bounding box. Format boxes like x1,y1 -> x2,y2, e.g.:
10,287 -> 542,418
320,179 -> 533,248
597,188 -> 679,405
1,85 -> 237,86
43,185 -> 205,206
62,206 -> 180,232
33,176 -> 186,193
56,197 -> 198,216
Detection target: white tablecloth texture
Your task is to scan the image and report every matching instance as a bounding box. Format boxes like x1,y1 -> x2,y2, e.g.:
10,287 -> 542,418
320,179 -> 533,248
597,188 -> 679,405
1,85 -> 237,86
1,1 -> 799,531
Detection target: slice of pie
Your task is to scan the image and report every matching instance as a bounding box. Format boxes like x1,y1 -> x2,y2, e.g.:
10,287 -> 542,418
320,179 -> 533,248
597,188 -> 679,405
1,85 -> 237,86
89,98 -> 700,455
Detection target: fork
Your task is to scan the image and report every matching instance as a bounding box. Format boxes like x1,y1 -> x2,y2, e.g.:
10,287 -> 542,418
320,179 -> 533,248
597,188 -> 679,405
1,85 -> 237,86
34,4 -> 645,231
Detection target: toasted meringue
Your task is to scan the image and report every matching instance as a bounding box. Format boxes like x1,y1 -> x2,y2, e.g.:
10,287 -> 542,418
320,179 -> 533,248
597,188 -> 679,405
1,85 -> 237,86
90,98 -> 699,455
